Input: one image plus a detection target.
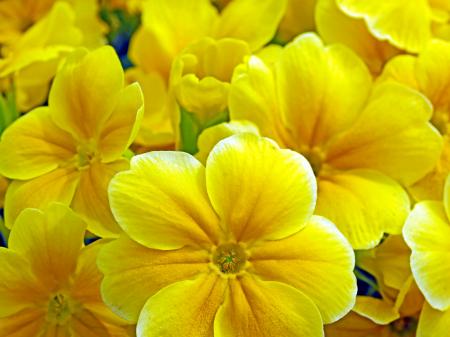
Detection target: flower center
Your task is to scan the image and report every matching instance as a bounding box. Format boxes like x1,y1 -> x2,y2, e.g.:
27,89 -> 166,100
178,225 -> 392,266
46,293 -> 72,325
212,243 -> 247,274
76,140 -> 98,169
389,316 -> 417,336
301,147 -> 325,176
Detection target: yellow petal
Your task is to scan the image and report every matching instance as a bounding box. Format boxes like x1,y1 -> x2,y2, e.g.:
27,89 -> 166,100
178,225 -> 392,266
0,107 -> 76,180
403,201 -> 450,311
327,82 -> 442,186
99,82 -> 144,162
196,121 -> 260,164
71,160 -> 127,238
276,33 -> 372,147
353,296 -> 400,324
214,0 -> 286,51
214,276 -> 324,337
0,308 -> 46,337
316,0 -> 400,75
109,152 -> 220,249
324,311 -> 385,337
3,168 -> 80,228
137,274 -> 226,337
409,136 -> 450,201
0,175 -> 7,208
417,302 -> 450,337
229,55 -> 290,146
8,204 -> 86,289
377,55 -> 419,89
206,133 -> 316,243
250,215 -> 356,323
98,235 -> 210,322
70,307 -> 130,337
124,69 -> 174,148
0,249 -> 45,317
316,169 -> 410,249
337,0 -> 432,52
49,46 -> 124,141
277,0 -> 316,42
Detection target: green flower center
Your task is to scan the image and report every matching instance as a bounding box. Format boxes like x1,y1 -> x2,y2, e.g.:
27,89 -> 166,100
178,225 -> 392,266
76,140 -> 98,169
212,243 -> 247,274
46,293 -> 72,325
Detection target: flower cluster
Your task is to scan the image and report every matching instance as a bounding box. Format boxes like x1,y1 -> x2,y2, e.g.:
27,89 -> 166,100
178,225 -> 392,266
0,0 -> 449,336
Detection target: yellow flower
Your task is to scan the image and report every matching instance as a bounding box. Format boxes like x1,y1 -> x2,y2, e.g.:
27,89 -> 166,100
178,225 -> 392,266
336,0 -> 450,53
228,33 -> 442,249
0,46 -> 143,237
0,203 -> 132,336
127,0 -> 286,148
99,133 -> 356,336
0,0 -> 106,112
403,175 -> 450,337
379,39 -> 450,201
171,37 -> 250,123
315,0 -> 400,75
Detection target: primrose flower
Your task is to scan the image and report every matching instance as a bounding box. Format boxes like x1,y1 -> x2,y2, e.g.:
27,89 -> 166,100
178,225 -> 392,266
403,175 -> 450,337
315,0 -> 400,75
0,46 -> 143,237
228,33 -> 442,249
127,0 -> 286,148
99,134 -> 356,336
380,39 -> 450,201
336,0 -> 450,53
0,203 -> 132,336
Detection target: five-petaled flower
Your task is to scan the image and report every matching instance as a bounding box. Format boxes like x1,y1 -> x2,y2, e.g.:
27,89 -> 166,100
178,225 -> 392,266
99,133 -> 356,337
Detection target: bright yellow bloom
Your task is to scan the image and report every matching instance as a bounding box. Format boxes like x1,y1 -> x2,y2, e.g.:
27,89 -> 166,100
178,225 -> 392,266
0,46 -> 143,237
171,37 -> 250,123
316,0 -> 400,75
99,133 -> 356,336
336,0 -> 450,53
127,0 -> 286,148
0,203 -> 132,336
403,175 -> 450,337
228,33 -> 442,249
0,0 -> 106,112
380,39 -> 450,201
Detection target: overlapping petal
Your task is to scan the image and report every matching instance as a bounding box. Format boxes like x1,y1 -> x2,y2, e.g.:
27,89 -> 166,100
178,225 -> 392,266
49,46 -> 124,141
206,133 -> 316,243
327,82 -> 441,186
137,274 -> 227,337
98,235 -> 210,322
8,204 -> 86,289
3,167 -> 80,228
249,215 -> 356,323
214,276 -> 324,337
71,160 -> 127,237
0,107 -> 76,180
109,151 -> 220,249
316,170 -> 410,249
